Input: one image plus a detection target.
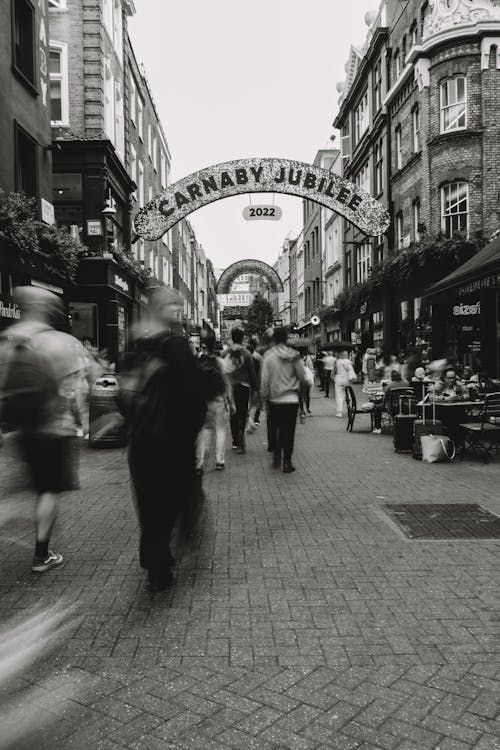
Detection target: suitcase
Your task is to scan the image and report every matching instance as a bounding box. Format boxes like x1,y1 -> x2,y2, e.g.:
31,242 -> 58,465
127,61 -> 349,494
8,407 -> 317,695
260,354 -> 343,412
394,395 -> 417,452
412,384 -> 444,460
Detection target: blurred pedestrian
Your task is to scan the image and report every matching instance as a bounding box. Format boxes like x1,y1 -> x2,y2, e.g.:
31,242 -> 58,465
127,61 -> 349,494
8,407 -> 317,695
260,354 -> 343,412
322,350 -> 336,398
222,328 -> 256,454
247,337 -> 263,430
261,327 -> 308,473
123,287 -> 206,592
299,351 -> 314,417
0,287 -> 85,573
334,348 -> 357,418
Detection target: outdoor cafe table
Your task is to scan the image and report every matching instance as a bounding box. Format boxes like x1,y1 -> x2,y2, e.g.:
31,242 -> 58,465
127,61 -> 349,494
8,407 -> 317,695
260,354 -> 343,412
417,400 -> 484,446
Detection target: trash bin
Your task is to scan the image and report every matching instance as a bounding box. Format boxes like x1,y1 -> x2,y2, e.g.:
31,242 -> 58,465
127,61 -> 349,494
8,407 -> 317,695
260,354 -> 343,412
88,374 -> 126,448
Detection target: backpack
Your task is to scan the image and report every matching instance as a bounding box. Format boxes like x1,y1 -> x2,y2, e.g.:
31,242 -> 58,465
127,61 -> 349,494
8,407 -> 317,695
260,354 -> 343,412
0,336 -> 59,430
223,347 -> 244,375
197,353 -> 226,401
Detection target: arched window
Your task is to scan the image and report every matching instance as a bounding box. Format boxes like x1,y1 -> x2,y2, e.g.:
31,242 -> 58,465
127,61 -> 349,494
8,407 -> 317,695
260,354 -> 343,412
440,77 -> 467,133
441,182 -> 468,236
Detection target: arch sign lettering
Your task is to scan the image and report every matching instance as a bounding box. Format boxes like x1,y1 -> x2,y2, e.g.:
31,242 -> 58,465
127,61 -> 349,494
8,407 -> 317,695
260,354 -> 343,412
217,259 -> 284,294
134,158 -> 390,241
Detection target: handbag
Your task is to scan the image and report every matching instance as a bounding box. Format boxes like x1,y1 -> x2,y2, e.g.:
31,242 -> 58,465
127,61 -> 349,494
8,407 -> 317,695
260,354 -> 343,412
303,366 -> 314,388
421,434 -> 456,463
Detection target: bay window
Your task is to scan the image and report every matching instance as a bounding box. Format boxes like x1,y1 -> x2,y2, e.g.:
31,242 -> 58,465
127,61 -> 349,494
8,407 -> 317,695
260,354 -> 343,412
440,76 -> 467,132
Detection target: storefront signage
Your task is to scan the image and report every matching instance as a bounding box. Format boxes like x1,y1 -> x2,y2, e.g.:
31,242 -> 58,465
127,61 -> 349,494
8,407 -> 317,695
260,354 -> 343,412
453,301 -> 481,316
0,301 -> 21,320
113,274 -> 129,294
134,158 -> 391,241
39,0 -> 48,106
221,292 -> 253,306
459,274 -> 500,296
87,220 -> 103,236
41,198 -> 54,225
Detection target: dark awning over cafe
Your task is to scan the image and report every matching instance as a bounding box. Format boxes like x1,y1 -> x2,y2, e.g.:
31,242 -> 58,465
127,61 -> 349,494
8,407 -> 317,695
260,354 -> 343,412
427,237 -> 500,296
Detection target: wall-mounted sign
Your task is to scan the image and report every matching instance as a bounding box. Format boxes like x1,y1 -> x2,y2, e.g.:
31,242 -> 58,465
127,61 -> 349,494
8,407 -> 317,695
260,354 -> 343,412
459,275 -> 500,296
243,205 -> 282,221
113,274 -> 129,294
453,301 -> 481,316
41,198 -> 54,225
87,220 -> 103,236
221,292 -> 254,306
39,0 -> 48,106
134,158 -> 391,241
0,301 -> 21,320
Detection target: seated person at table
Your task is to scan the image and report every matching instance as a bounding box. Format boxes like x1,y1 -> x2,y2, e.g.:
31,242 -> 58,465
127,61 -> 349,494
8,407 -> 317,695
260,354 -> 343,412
372,371 -> 410,434
431,367 -> 467,402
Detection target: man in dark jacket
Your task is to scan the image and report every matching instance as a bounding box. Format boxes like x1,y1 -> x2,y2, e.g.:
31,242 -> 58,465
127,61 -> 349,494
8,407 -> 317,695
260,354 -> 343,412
222,328 -> 256,454
125,287 -> 206,592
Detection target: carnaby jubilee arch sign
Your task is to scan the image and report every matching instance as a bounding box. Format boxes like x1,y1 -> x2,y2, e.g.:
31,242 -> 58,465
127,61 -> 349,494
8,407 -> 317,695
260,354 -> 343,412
134,158 -> 390,241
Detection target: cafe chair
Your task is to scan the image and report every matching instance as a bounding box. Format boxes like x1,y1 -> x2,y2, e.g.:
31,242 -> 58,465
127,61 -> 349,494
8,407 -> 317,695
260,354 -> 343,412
345,386 -> 374,432
460,392 -> 500,463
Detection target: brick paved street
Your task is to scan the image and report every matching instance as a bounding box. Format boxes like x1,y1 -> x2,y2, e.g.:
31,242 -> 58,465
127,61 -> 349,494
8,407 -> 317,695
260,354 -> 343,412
2,388 -> 500,749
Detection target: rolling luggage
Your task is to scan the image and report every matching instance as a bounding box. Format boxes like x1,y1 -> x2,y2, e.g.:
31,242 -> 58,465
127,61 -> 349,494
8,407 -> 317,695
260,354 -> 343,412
413,384 -> 444,460
394,395 -> 417,453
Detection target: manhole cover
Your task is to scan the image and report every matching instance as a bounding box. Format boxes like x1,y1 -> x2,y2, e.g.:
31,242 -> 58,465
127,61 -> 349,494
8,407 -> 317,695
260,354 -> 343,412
385,503 -> 500,539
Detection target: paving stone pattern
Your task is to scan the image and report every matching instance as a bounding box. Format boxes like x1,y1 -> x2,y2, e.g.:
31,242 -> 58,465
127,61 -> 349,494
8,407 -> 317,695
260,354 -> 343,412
1,388 -> 500,749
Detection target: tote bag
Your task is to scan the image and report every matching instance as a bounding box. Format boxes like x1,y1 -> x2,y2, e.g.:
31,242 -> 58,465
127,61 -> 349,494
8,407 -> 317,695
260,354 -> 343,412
421,434 -> 456,463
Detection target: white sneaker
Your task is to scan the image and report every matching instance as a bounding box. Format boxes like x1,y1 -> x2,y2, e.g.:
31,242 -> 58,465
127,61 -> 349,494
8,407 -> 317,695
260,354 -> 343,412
372,428 -> 382,434
336,413 -> 343,418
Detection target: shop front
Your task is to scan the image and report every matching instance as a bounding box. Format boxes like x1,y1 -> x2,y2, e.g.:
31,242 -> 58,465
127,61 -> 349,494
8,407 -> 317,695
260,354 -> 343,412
69,257 -> 145,367
427,237 -> 500,377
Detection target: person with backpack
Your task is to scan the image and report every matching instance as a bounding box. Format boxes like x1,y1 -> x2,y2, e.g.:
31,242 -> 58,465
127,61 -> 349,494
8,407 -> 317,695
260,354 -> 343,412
195,334 -> 234,474
0,286 -> 85,573
222,328 -> 257,454
123,286 -> 206,592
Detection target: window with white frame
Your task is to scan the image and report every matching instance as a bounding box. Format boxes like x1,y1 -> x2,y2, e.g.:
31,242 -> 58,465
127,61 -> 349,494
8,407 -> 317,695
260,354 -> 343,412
357,242 -> 371,282
341,123 -> 350,165
137,97 -> 143,140
129,72 -> 136,124
103,0 -> 123,58
147,124 -> 152,159
374,139 -> 383,195
440,76 -> 467,133
49,42 -> 69,126
373,59 -> 382,113
441,182 -> 468,236
130,144 -> 137,200
395,125 -> 402,169
103,0 -> 113,38
355,161 -> 370,194
49,0 -> 67,8
114,80 -> 124,159
148,185 -> 153,203
396,213 -> 403,249
152,135 -> 158,171
103,57 -> 115,143
413,200 -> 421,242
412,105 -> 420,152
138,160 -> 144,207
410,23 -> 418,49
160,151 -> 167,188
137,238 -> 144,263
394,50 -> 401,79
354,90 -> 369,144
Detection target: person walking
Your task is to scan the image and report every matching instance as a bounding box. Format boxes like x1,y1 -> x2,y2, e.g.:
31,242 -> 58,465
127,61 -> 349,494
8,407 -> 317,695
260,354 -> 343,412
261,327 -> 308,473
299,351 -> 314,417
196,335 -> 234,473
334,348 -> 356,418
0,287 -> 85,573
123,287 -> 206,592
247,337 -> 263,430
222,328 -> 256,454
322,350 -> 336,397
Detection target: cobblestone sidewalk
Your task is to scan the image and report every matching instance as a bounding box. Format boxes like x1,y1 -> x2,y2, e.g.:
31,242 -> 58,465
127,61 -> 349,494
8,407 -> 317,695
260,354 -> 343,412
1,389 -> 500,749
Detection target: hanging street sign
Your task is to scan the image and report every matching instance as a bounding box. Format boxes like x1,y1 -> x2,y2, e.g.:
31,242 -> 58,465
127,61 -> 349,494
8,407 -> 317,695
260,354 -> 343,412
134,157 -> 391,241
242,204 -> 282,221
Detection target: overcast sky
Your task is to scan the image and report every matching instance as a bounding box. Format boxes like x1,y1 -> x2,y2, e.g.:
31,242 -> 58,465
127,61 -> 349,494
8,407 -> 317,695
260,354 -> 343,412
128,0 -> 377,272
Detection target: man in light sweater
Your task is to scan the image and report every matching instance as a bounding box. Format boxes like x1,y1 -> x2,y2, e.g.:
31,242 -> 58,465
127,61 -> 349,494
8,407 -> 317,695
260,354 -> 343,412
260,327 -> 308,473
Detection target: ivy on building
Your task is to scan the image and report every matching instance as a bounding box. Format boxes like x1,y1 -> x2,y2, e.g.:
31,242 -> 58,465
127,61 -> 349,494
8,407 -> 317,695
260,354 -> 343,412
321,232 -> 487,322
0,191 -> 84,282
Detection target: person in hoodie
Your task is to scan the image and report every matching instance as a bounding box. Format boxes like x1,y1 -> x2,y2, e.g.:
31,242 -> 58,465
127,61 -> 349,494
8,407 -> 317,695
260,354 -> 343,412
260,327 -> 308,473
222,328 -> 257,454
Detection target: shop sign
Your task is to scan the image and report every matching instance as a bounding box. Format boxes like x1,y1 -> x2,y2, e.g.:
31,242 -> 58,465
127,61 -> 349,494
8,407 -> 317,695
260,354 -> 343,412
113,274 -> 129,294
243,205 -> 282,221
0,300 -> 21,320
41,198 -> 54,225
39,0 -> 48,107
87,220 -> 103,236
459,274 -> 500,296
453,301 -> 480,316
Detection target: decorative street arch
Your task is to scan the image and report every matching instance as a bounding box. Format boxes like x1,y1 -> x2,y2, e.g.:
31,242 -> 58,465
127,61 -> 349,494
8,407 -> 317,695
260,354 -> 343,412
134,158 -> 390,241
216,259 -> 284,294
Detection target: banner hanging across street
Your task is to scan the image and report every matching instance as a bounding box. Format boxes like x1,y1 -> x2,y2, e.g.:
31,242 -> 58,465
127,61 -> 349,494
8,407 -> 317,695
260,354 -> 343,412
133,157 -> 391,241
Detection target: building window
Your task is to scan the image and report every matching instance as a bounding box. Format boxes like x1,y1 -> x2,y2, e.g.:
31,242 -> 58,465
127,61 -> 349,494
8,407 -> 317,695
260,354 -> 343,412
410,22 -> 418,49
440,77 -> 467,133
49,43 -> 69,126
152,135 -> 158,171
147,124 -> 152,159
114,80 -> 124,159
138,160 -> 144,207
374,140 -> 383,195
160,151 -> 167,188
374,234 -> 384,265
441,182 -> 468,236
354,89 -> 369,144
14,122 -> 37,198
53,173 -> 82,202
413,200 -> 421,242
396,212 -> 403,249
395,125 -> 402,170
345,250 -> 352,287
357,242 -> 371,282
412,105 -> 420,152
12,0 -> 36,87
402,36 -> 407,64
103,57 -> 115,143
137,238 -> 144,263
103,0 -> 122,57
373,58 -> 382,112
130,144 -> 137,200
355,161 -> 370,194
49,0 -> 67,7
394,50 -> 401,79
341,123 -> 350,165
137,97 -> 143,140
129,73 -> 136,124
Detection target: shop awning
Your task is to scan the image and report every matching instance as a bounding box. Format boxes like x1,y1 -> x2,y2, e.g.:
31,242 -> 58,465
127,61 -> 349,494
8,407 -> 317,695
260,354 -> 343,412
427,236 -> 500,295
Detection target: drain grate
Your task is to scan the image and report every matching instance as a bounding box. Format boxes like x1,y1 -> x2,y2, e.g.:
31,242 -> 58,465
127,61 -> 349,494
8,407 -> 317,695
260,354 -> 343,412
385,503 -> 500,539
